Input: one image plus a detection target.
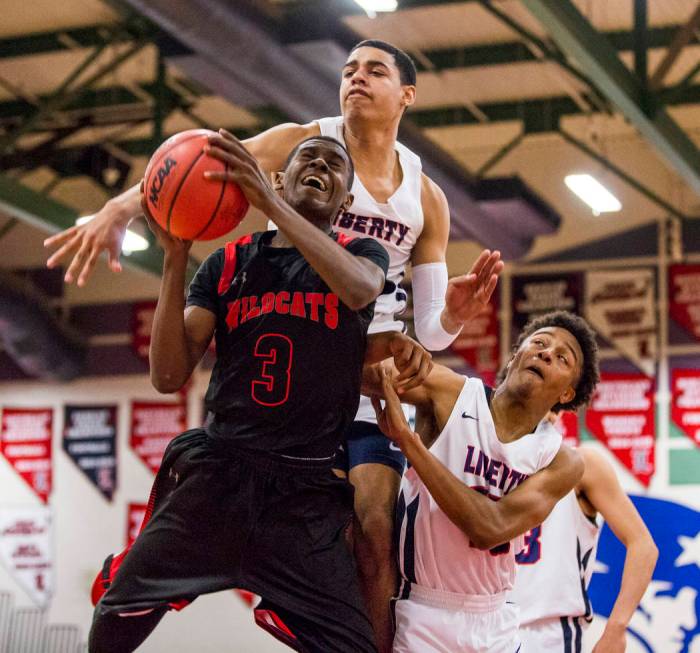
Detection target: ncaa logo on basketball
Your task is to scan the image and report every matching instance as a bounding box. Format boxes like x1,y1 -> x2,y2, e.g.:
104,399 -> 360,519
148,157 -> 177,207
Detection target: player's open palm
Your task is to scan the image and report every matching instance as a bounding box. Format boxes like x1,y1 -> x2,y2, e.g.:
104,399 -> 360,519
371,368 -> 417,449
44,203 -> 128,287
592,629 -> 626,653
444,249 -> 503,326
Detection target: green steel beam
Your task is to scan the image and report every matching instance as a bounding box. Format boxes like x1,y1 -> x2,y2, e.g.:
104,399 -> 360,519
0,174 -> 164,277
520,0 -> 700,196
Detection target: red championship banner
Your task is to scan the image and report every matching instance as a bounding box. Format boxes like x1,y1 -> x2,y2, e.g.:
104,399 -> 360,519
553,411 -> 580,448
0,506 -> 52,607
450,290 -> 499,387
671,369 -> 700,447
131,301 -> 157,361
126,502 -> 147,548
585,373 -> 655,487
130,402 -> 187,474
1,408 -> 53,503
669,264 -> 700,342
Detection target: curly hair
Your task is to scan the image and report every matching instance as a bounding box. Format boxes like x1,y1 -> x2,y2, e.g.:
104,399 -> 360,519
510,310 -> 600,412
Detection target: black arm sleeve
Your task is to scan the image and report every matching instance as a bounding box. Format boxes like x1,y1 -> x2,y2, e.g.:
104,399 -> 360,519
345,237 -> 390,278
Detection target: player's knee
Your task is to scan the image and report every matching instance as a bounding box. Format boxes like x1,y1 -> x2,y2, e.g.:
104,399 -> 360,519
355,507 -> 394,560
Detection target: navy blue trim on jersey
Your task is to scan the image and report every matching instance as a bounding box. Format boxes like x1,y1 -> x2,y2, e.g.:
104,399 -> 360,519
561,616 -> 572,653
401,495 -> 420,585
344,421 -> 405,476
573,617 -> 583,653
576,538 -> 594,621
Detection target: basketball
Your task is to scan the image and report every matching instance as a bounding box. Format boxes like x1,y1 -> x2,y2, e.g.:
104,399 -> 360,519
143,129 -> 249,241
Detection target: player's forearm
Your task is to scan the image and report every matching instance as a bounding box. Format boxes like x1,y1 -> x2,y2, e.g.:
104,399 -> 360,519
265,197 -> 383,310
400,433 -> 508,548
106,183 -> 142,227
604,535 -> 658,632
149,252 -> 195,393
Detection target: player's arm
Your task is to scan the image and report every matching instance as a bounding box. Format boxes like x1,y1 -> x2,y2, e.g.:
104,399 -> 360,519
411,175 -> 503,351
578,448 -> 658,652
43,123 -> 318,287
364,332 -> 433,394
207,133 -> 386,311
371,368 -> 583,549
141,202 -> 215,393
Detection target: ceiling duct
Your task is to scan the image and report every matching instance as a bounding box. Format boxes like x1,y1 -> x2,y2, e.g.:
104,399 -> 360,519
123,0 -> 560,259
0,270 -> 86,380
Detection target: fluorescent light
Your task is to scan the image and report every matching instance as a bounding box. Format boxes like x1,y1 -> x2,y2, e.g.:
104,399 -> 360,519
565,174 -> 622,215
76,216 -> 149,255
354,0 -> 398,18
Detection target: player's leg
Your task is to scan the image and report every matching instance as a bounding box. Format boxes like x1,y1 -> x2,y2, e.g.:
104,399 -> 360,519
346,422 -> 405,653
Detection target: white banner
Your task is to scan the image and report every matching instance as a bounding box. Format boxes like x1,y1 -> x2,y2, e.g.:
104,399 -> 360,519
585,269 -> 657,375
0,506 -> 52,607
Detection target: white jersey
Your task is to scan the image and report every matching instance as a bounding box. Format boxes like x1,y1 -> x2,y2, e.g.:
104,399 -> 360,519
396,377 -> 562,597
317,116 -> 424,422
509,488 -> 601,625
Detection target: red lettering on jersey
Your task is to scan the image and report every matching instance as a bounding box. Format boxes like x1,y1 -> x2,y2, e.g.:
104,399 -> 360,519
240,297 -> 250,323
275,292 -> 290,315
226,299 -> 241,331
261,292 -> 275,315
324,294 -> 339,330
306,293 -> 324,322
290,292 -> 306,318
247,295 -> 261,319
335,232 -> 356,248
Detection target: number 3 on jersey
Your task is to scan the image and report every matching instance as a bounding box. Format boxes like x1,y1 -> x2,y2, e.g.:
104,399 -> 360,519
251,334 -> 293,406
515,525 -> 542,564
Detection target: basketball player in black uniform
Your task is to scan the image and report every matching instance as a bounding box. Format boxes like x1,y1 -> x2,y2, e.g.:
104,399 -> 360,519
88,135 -> 432,653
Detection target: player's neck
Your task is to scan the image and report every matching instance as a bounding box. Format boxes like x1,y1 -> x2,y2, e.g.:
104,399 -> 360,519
490,389 -> 547,443
342,117 -> 400,179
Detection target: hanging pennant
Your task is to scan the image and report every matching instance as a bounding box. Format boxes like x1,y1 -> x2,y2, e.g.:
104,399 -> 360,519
0,505 -> 52,607
131,301 -> 157,362
671,369 -> 700,447
130,402 -> 186,474
63,405 -> 117,501
511,273 -> 581,334
450,290 -> 499,386
1,408 -> 53,503
669,264 -> 700,342
585,269 -> 657,376
585,373 -> 655,487
553,411 -> 580,448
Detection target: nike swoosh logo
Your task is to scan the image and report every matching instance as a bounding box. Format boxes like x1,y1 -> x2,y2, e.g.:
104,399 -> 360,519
389,443 -> 402,452
461,412 -> 478,421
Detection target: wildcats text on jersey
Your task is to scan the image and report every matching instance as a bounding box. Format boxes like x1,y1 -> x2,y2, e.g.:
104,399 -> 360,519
225,291 -> 339,332
334,211 -> 411,246
463,445 -> 530,493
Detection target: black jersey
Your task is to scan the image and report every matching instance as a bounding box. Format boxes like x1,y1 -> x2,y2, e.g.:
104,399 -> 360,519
187,230 -> 389,458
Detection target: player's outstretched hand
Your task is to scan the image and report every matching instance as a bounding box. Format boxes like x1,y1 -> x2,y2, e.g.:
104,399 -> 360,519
204,129 -> 277,213
389,333 -> 433,394
139,181 -> 191,259
371,368 -> 418,449
444,249 -> 503,328
44,188 -> 138,287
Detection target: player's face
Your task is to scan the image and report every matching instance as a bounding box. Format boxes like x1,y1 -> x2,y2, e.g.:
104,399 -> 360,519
283,139 -> 352,220
507,326 -> 583,407
340,47 -> 415,122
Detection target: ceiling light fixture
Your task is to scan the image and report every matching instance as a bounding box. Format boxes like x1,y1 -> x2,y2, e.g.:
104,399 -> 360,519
76,216 -> 149,255
564,174 -> 622,215
354,0 -> 398,18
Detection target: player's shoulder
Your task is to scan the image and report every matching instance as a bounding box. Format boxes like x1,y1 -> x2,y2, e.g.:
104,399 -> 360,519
420,173 -> 449,220
578,446 -> 617,488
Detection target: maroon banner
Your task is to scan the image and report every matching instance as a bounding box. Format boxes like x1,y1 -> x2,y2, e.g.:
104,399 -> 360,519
450,290 -> 499,387
130,402 -> 187,474
669,264 -> 700,342
1,408 -> 53,503
585,373 -> 655,487
126,503 -> 147,548
553,411 -> 579,448
511,273 -> 581,334
131,301 -> 157,362
672,369 -> 700,447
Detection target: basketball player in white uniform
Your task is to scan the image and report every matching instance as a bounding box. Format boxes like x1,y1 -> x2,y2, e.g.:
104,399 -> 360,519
45,40 -> 503,651
510,443 -> 658,653
366,311 -> 601,652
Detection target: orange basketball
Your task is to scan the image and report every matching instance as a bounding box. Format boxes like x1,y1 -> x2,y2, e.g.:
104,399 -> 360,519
143,129 -> 249,241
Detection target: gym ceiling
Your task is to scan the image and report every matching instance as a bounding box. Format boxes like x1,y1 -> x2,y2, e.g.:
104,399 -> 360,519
0,0 -> 698,304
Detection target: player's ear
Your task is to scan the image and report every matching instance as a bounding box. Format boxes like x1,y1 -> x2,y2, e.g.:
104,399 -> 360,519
559,385 -> 575,406
271,171 -> 284,193
401,85 -> 416,109
341,192 -> 354,212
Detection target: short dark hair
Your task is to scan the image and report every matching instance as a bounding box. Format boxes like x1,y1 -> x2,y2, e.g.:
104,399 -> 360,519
351,39 -> 417,86
512,310 -> 600,412
284,136 -> 355,189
